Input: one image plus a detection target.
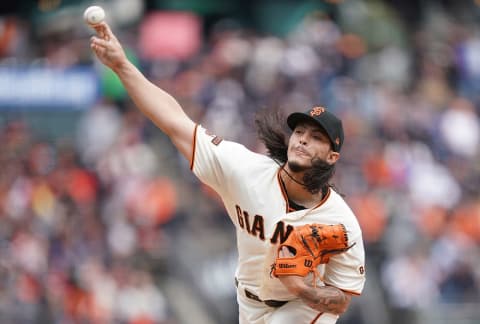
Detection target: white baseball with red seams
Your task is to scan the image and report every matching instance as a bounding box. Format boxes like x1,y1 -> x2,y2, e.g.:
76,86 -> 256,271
83,6 -> 105,26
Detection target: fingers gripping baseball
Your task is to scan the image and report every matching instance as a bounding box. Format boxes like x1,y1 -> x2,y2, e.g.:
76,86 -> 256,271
89,22 -> 127,71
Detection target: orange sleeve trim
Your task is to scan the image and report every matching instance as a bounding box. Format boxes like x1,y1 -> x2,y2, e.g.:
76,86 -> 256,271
324,282 -> 362,296
341,289 -> 361,296
189,124 -> 199,171
310,312 -> 324,324
312,187 -> 331,209
277,169 -> 332,213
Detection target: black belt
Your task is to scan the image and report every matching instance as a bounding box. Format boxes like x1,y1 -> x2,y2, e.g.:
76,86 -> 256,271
235,278 -> 288,308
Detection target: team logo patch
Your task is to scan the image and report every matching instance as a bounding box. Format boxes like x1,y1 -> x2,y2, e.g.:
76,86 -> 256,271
205,129 -> 223,145
358,265 -> 365,275
310,107 -> 325,116
211,135 -> 223,146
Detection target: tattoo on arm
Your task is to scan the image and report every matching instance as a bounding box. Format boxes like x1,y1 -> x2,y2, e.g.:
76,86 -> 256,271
298,285 -> 351,314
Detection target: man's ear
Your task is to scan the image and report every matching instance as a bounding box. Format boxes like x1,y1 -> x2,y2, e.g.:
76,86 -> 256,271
327,151 -> 340,164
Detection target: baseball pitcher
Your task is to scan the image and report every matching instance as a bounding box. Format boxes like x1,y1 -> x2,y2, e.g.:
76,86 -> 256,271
90,22 -> 365,324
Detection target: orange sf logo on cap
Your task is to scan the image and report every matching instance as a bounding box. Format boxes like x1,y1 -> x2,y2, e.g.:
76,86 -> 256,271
310,107 -> 325,116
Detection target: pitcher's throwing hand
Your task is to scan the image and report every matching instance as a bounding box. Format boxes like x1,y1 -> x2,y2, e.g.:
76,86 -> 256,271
89,22 -> 128,71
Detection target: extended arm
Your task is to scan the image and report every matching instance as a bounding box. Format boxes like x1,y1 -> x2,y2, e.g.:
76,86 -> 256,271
276,245 -> 352,314
89,22 -> 195,160
278,275 -> 352,314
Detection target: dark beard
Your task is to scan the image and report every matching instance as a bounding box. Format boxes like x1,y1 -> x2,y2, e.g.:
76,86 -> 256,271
287,160 -> 309,173
301,158 -> 336,194
287,158 -> 335,194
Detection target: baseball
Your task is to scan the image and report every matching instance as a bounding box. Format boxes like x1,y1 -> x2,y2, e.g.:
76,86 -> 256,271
83,6 -> 105,26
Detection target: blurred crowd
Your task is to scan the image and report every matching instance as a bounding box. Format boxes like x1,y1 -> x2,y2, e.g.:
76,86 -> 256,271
0,0 -> 480,323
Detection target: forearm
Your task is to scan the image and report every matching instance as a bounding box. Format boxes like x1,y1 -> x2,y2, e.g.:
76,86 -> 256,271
113,61 -> 195,158
114,61 -> 193,135
90,22 -> 196,159
297,284 -> 351,314
279,276 -> 351,314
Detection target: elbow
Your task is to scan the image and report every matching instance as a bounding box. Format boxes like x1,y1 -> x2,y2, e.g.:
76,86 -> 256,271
302,287 -> 353,315
336,302 -> 349,315
335,292 -> 352,314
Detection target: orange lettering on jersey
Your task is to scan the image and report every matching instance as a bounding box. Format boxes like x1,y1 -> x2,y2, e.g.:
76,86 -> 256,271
235,205 -> 244,228
243,211 -> 251,234
251,215 -> 265,240
236,206 -> 300,244
270,221 -> 294,244
358,265 -> 365,275
235,205 -> 266,240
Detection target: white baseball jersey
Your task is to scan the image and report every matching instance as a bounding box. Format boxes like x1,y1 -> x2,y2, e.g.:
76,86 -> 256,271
190,125 -> 366,323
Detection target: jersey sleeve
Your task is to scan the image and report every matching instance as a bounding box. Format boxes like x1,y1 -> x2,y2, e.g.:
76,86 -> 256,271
323,230 -> 366,295
190,125 -> 252,196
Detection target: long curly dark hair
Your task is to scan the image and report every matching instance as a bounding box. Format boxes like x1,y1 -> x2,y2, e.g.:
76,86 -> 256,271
254,109 -> 338,195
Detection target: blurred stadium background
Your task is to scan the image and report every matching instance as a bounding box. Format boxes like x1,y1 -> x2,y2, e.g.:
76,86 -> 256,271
0,0 -> 479,323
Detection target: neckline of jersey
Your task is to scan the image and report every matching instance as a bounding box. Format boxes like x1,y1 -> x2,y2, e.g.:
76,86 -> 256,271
276,167 -> 331,214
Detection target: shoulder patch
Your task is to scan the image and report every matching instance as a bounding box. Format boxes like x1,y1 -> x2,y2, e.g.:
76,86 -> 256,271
211,135 -> 223,146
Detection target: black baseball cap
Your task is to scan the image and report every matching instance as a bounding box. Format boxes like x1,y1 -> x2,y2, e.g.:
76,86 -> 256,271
287,107 -> 344,152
